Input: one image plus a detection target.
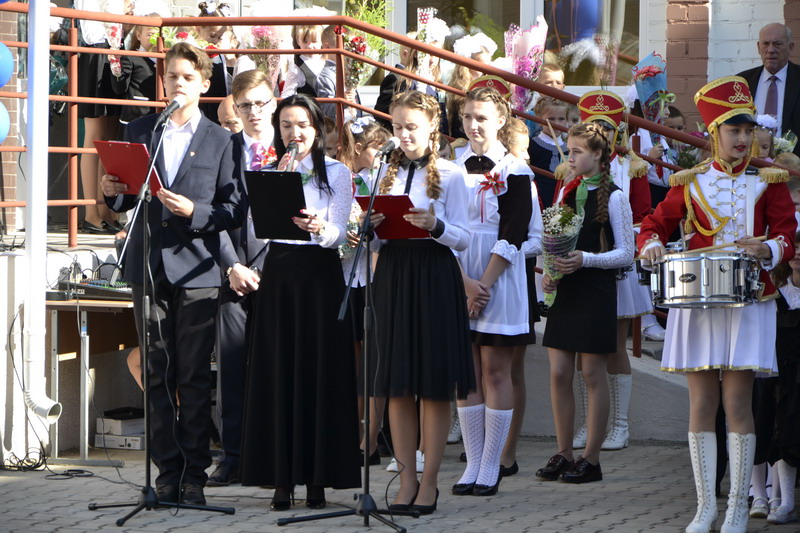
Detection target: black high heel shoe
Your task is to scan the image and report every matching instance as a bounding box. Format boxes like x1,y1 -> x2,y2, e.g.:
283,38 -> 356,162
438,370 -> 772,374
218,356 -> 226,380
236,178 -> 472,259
410,488 -> 439,515
388,483 -> 419,512
270,486 -> 295,511
472,470 -> 501,496
305,484 -> 326,509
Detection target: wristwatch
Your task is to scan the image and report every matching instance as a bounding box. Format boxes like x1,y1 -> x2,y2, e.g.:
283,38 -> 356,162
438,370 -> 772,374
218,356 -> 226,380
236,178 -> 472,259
225,263 -> 240,277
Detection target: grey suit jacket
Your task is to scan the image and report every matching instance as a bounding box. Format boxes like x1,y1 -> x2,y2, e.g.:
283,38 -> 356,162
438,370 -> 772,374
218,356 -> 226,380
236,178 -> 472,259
105,112 -> 244,287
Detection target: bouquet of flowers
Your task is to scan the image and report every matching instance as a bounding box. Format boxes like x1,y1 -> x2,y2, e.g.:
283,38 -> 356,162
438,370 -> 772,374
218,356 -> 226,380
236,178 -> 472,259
338,202 -> 363,260
150,27 -> 200,49
339,27 -> 377,91
541,204 -> 584,307
250,25 -> 289,92
504,16 -> 548,113
774,131 -> 798,156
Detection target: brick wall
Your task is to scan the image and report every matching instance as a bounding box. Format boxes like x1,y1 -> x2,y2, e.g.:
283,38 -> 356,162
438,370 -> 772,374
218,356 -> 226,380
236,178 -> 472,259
665,0 -> 709,130
708,0 -> 783,78
785,0 -> 800,56
0,10 -> 18,233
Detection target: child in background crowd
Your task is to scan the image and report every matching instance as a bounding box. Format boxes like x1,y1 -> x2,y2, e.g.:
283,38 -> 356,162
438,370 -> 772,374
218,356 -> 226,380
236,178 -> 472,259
528,96 -> 568,209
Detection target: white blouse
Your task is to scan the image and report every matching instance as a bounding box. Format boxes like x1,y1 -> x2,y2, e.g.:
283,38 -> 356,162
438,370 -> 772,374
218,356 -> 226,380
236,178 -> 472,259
779,278 -> 800,310
555,185 -> 635,270
374,158 -> 470,251
270,154 -> 352,249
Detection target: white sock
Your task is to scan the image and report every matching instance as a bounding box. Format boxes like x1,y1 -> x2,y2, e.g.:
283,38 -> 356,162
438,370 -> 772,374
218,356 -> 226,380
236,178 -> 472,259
456,404 -> 485,485
776,459 -> 796,511
475,407 -> 513,487
640,312 -> 658,328
751,462 -> 768,502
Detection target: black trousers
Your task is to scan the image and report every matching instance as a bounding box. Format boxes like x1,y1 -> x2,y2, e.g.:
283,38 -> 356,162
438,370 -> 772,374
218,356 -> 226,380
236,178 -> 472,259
132,268 -> 219,486
214,286 -> 250,463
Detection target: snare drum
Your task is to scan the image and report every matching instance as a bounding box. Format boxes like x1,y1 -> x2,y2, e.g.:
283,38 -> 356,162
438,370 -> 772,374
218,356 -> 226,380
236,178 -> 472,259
651,251 -> 762,308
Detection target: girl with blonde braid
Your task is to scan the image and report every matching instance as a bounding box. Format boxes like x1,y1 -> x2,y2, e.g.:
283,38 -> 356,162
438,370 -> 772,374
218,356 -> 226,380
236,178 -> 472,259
535,122 -> 635,484
365,91 -> 475,514
451,85 -> 542,496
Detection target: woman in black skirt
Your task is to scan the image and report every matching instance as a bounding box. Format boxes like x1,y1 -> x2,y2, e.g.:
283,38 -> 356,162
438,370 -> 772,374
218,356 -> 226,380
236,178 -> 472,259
240,94 -> 360,511
365,90 -> 475,514
76,0 -> 124,233
536,122 -> 634,484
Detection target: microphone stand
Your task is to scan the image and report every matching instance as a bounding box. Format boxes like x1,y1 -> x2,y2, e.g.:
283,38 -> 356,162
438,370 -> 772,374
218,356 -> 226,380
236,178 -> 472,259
89,117 -> 235,524
276,154 -> 416,531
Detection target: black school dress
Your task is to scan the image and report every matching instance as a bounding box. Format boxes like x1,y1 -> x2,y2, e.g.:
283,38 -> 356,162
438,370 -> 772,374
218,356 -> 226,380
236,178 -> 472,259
542,186 -> 619,354
771,290 -> 800,465
528,134 -> 566,209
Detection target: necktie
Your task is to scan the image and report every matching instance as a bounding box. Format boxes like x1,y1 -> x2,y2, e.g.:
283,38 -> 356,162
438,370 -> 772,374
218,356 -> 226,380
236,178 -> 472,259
250,142 -> 267,171
764,75 -> 778,117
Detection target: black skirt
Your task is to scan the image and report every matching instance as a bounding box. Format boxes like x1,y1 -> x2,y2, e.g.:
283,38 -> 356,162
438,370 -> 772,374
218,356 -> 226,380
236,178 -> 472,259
543,266 -> 617,354
240,243 -> 361,489
371,240 -> 475,401
78,43 -> 120,118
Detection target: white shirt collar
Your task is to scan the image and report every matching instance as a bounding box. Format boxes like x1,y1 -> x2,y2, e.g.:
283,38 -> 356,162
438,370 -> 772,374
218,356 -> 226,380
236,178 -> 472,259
463,140 -> 507,163
242,131 -> 272,152
760,62 -> 789,84
165,110 -> 202,134
536,131 -> 560,146
296,153 -> 314,173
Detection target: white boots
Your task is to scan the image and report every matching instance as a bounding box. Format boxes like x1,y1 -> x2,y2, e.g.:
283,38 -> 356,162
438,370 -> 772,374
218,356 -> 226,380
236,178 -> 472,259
602,374 -> 631,450
686,432 -> 718,533
720,433 -> 755,533
574,373 -> 632,450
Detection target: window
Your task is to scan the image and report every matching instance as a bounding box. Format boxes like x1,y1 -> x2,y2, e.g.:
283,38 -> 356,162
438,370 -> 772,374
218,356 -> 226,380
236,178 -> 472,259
541,0 -> 640,86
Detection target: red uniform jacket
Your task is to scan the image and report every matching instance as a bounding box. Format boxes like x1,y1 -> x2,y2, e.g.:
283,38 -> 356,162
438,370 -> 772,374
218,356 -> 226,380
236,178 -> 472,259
637,166 -> 797,299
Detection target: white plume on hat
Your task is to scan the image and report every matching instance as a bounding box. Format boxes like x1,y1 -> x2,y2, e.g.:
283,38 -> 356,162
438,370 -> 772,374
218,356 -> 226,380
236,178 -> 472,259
623,84 -> 638,110
424,17 -> 451,44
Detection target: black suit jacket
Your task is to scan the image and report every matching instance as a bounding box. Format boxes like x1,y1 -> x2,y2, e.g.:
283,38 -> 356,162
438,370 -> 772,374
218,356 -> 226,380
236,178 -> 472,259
738,61 -> 800,154
110,55 -> 156,124
105,112 -> 244,288
218,131 -> 268,278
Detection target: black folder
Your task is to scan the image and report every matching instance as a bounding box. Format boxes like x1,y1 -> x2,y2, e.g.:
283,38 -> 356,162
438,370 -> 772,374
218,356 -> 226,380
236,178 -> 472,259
245,170 -> 310,241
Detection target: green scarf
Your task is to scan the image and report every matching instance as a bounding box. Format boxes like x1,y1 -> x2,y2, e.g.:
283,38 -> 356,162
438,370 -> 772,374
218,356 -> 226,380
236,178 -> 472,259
574,173 -> 605,217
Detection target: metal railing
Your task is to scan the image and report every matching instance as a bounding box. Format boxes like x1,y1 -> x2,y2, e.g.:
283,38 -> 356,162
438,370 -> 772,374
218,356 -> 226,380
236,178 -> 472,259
0,4 -> 789,251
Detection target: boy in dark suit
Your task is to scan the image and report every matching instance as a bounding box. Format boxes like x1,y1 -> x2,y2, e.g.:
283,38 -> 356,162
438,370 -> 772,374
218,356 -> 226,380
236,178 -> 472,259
207,69 -> 276,487
101,42 -> 243,506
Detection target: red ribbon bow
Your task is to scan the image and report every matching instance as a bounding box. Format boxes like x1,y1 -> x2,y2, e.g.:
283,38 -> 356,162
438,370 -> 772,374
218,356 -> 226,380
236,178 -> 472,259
477,172 -> 506,222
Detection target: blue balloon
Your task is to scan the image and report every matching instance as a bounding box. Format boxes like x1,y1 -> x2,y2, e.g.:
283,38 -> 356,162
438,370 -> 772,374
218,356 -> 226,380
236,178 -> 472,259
0,43 -> 11,87
0,103 -> 10,144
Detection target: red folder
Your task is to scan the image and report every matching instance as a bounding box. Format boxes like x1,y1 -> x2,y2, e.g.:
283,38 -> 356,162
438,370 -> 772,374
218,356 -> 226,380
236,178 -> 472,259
355,194 -> 429,240
94,140 -> 163,195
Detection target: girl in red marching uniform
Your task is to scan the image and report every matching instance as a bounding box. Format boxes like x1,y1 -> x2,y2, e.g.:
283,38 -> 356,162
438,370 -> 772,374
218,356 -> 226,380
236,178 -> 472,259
638,76 -> 797,533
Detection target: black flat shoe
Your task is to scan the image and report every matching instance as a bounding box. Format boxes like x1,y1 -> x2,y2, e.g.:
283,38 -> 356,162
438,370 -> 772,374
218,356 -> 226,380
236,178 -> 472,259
451,482 -> 475,496
305,485 -> 326,509
459,452 -> 467,462
500,461 -> 519,477
410,488 -> 439,515
559,457 -> 602,484
80,221 -> 107,234
360,448 -> 381,466
535,454 -> 573,481
472,470 -> 501,496
270,486 -> 295,511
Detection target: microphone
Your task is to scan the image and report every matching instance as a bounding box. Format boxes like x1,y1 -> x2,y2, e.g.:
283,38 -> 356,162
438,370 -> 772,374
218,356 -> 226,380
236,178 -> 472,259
286,141 -> 299,171
375,137 -> 401,159
154,94 -> 187,128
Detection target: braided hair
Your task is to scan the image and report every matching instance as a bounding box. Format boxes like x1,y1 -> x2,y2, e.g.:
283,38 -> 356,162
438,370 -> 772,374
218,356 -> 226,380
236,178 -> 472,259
463,86 -> 511,141
380,91 -> 443,201
567,121 -> 614,251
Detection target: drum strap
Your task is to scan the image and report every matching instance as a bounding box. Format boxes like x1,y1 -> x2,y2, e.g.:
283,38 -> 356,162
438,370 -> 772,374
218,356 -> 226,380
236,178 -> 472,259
745,174 -> 756,236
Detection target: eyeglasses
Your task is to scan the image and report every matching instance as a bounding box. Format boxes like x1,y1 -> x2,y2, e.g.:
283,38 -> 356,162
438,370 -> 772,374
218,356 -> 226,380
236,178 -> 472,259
236,100 -> 273,114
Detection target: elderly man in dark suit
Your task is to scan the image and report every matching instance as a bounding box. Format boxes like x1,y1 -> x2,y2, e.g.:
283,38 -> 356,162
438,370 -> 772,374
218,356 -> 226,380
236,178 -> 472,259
101,43 -> 243,506
738,23 -> 800,154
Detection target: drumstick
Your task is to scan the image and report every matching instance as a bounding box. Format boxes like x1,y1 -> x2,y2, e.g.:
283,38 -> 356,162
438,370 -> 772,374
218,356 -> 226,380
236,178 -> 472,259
688,235 -> 767,254
546,119 -> 567,163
